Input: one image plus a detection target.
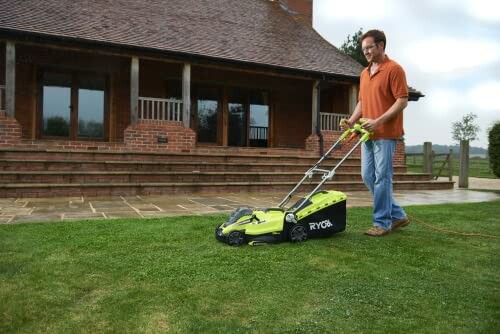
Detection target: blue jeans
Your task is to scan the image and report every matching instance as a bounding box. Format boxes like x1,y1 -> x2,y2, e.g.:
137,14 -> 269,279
361,139 -> 406,230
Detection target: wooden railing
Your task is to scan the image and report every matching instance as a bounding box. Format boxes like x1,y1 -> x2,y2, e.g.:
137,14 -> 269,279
249,126 -> 268,140
0,85 -> 5,112
405,148 -> 454,181
320,112 -> 346,131
139,97 -> 183,122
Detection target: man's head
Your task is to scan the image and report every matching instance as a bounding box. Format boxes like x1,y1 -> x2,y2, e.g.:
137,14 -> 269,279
360,29 -> 386,64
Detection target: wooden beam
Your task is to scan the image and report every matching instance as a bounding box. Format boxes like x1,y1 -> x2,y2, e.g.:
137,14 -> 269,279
130,57 -> 139,125
5,41 -> 15,117
348,84 -> 358,114
311,80 -> 319,134
182,63 -> 191,128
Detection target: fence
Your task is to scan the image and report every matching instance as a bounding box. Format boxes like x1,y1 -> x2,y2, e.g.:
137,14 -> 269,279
320,112 -> 346,131
405,146 -> 454,181
138,97 -> 183,122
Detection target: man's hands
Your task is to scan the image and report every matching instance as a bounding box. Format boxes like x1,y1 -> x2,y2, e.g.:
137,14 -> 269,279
340,118 -> 380,132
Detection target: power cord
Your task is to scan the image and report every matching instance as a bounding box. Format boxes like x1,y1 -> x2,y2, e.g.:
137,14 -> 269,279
407,214 -> 499,239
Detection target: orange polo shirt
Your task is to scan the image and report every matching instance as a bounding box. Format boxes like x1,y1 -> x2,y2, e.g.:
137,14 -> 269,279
359,55 -> 408,139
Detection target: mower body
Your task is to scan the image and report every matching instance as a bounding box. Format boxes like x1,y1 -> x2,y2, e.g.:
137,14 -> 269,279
215,190 -> 347,246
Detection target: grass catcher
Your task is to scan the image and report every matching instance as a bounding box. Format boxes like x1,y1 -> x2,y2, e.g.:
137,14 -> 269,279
215,120 -> 372,246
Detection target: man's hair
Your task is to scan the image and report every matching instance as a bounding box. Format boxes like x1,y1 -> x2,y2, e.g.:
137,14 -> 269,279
360,29 -> 386,50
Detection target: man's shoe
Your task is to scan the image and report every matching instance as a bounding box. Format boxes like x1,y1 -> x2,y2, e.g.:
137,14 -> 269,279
392,216 -> 410,231
364,226 -> 391,237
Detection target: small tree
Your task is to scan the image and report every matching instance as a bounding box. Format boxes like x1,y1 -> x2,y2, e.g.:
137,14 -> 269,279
340,28 -> 368,67
488,122 -> 500,177
451,113 -> 480,143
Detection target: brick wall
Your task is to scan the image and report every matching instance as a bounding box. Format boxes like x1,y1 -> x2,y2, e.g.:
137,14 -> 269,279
124,120 -> 196,152
306,130 -> 406,164
0,112 -> 22,147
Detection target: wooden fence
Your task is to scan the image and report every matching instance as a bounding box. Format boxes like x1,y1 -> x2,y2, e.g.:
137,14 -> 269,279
405,143 -> 454,181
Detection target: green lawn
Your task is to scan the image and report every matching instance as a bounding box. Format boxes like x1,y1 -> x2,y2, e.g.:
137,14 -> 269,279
406,156 -> 496,178
1,201 -> 499,333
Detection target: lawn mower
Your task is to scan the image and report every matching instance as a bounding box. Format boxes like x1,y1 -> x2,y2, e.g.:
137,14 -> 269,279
215,120 -> 372,246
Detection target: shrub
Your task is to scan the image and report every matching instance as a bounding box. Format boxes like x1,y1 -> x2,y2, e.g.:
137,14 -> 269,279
488,122 -> 500,177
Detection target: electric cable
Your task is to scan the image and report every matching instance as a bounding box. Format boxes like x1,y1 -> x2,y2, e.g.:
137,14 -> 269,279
407,214 -> 499,239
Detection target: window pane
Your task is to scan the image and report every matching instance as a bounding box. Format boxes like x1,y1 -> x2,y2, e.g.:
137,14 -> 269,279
249,91 -> 269,147
78,88 -> 104,138
228,89 -> 247,146
43,85 -> 71,137
197,87 -> 219,143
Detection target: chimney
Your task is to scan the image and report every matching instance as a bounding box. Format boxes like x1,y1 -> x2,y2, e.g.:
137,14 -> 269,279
279,0 -> 313,25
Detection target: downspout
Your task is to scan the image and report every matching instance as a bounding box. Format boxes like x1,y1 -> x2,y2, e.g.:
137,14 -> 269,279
315,81 -> 324,157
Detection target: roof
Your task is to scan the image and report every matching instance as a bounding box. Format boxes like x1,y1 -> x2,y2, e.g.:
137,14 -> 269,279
0,0 -> 364,78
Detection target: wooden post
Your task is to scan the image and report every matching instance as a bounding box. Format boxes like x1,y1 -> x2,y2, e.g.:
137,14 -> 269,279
448,149 -> 453,182
348,84 -> 358,115
130,57 -> 139,125
182,63 -> 191,128
311,80 -> 319,134
423,142 -> 433,175
459,140 -> 469,188
5,41 -> 15,117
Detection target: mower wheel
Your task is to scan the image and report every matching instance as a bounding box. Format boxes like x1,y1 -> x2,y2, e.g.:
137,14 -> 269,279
227,231 -> 245,247
289,224 -> 308,243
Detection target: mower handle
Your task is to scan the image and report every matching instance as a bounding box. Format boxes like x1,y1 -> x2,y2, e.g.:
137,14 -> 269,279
339,119 -> 373,142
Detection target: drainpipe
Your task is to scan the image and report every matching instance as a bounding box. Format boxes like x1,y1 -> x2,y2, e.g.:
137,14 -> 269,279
315,81 -> 324,157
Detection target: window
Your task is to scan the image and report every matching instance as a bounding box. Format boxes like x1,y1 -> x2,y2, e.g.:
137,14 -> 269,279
40,70 -> 107,140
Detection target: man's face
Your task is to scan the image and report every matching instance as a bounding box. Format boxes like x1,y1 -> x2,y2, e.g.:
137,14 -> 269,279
361,37 -> 384,63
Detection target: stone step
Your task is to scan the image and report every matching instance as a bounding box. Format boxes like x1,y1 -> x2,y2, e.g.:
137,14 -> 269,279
0,171 -> 429,184
0,159 -> 407,173
0,180 -> 454,198
0,148 -> 357,164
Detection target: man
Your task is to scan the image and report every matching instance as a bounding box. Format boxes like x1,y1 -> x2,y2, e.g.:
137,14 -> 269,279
341,29 -> 410,236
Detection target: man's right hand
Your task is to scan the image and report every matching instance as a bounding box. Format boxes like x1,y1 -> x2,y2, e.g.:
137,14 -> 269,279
339,119 -> 352,131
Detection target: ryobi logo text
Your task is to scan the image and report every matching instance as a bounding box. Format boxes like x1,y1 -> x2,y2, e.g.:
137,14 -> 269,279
309,219 -> 333,230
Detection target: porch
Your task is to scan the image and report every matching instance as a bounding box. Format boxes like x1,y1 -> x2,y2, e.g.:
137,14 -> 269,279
0,41 -> 355,154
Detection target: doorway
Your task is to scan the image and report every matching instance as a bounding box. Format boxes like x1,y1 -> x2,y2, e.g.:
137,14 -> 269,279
39,70 -> 108,140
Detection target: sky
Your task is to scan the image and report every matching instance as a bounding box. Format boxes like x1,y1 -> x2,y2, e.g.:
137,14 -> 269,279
313,0 -> 500,148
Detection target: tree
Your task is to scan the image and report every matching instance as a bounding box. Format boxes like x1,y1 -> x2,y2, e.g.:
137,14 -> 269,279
451,112 -> 480,143
340,28 -> 368,67
488,122 -> 500,177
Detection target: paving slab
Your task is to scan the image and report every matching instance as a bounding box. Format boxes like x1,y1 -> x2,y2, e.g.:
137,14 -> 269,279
0,186 -> 498,224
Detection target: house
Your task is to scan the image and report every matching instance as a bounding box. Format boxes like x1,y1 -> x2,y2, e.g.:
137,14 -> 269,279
0,0 -> 441,197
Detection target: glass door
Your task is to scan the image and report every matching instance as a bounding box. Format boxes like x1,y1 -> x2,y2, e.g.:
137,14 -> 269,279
196,87 -> 219,143
40,71 -> 107,140
42,72 -> 72,138
228,89 -> 247,147
77,75 -> 105,139
249,91 -> 269,147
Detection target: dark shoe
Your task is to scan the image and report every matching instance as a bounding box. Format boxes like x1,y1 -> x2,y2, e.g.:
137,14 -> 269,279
392,216 -> 410,231
364,226 -> 391,237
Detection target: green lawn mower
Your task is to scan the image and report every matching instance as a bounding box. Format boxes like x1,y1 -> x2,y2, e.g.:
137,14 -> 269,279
215,120 -> 372,246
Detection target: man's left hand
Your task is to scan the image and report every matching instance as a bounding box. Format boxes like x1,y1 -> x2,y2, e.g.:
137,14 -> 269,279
361,118 -> 379,131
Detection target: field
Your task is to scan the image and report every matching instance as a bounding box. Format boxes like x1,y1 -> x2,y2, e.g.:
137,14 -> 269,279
1,201 -> 499,333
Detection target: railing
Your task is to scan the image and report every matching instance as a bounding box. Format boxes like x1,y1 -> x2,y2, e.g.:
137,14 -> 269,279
405,149 -> 454,181
0,85 -> 5,112
139,97 -> 183,122
320,112 -> 346,131
249,126 -> 268,140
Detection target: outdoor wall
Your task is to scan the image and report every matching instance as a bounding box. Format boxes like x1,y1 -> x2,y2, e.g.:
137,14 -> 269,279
192,65 -> 313,148
273,82 -> 311,148
321,84 -> 349,114
0,43 -> 4,85
139,59 -> 183,98
11,44 -> 130,141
